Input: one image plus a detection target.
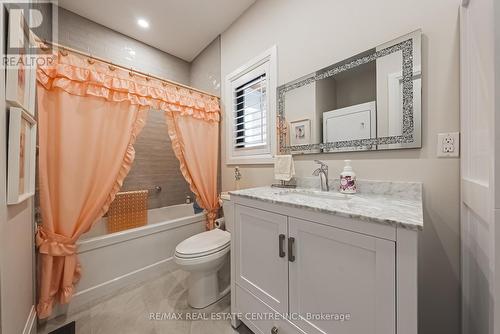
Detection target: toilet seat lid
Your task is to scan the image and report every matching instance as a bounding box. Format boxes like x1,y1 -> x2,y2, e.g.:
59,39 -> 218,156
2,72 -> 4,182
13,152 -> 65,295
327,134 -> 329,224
175,229 -> 230,258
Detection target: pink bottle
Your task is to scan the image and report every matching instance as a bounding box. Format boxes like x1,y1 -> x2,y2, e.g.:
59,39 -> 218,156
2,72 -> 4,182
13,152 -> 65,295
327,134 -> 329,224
339,160 -> 357,194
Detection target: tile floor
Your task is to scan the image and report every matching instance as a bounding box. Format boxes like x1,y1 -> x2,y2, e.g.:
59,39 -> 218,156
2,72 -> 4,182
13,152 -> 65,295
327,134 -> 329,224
39,269 -> 253,334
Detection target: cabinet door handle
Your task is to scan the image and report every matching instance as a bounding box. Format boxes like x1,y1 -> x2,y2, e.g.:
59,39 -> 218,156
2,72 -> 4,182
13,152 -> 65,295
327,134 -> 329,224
278,234 -> 286,257
288,237 -> 295,262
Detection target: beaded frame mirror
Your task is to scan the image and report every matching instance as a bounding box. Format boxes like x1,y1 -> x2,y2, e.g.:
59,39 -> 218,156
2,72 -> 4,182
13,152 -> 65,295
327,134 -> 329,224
277,30 -> 422,154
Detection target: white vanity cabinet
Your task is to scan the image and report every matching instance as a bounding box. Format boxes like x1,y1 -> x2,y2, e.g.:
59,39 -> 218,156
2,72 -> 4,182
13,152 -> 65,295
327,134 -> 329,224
234,205 -> 289,314
231,195 -> 418,334
288,217 -> 395,334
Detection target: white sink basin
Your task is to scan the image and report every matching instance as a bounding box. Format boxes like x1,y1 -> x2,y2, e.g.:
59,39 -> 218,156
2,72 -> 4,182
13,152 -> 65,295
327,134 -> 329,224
279,189 -> 352,201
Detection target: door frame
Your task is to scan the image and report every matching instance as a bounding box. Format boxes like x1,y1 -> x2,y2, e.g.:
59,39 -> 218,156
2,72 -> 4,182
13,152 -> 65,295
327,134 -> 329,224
460,0 -> 500,333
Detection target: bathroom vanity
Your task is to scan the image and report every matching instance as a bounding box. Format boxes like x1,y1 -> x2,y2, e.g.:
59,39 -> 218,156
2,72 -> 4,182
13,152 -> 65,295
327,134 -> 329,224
229,181 -> 422,334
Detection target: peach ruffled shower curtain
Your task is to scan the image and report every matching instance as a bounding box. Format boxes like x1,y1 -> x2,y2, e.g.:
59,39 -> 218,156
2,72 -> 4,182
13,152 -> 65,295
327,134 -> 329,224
165,111 -> 220,230
36,50 -> 220,318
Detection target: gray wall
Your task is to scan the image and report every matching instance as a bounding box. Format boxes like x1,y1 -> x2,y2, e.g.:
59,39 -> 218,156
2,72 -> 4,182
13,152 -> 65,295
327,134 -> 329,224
220,0 -> 460,333
57,7 -> 195,209
189,36 -> 222,193
190,36 -> 221,97
57,7 -> 190,83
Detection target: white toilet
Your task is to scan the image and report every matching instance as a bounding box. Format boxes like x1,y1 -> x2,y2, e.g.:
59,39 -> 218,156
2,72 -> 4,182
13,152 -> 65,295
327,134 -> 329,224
174,193 -> 232,308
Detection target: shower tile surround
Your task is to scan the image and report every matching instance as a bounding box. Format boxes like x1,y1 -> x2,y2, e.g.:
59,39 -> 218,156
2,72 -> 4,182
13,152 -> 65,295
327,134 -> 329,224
120,110 -> 194,209
57,7 -> 190,83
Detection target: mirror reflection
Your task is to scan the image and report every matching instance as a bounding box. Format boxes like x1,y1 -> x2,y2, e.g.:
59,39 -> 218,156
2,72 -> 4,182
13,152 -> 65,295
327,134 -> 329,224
278,30 -> 421,154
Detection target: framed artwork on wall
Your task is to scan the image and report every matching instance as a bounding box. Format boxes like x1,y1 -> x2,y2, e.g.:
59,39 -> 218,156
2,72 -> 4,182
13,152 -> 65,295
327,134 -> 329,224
290,119 -> 311,146
8,107 -> 37,205
5,6 -> 36,116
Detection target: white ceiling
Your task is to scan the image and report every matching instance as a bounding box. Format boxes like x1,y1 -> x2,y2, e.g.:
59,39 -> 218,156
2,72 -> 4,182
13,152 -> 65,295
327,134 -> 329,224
57,0 -> 255,62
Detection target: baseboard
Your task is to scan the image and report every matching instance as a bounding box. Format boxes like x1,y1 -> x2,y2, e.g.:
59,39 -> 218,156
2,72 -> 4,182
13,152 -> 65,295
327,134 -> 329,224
22,305 -> 37,334
50,257 -> 178,318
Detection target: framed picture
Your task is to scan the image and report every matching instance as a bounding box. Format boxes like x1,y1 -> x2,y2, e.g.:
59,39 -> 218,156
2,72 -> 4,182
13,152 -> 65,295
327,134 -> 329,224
290,119 -> 311,146
5,7 -> 36,116
8,107 -> 37,205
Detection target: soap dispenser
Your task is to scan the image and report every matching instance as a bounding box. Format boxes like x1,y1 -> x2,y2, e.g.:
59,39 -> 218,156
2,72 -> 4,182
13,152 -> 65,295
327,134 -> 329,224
339,160 -> 357,194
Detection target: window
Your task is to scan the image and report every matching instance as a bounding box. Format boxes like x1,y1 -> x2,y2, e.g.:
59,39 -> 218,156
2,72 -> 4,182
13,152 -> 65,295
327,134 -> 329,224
234,74 -> 267,149
225,46 -> 277,164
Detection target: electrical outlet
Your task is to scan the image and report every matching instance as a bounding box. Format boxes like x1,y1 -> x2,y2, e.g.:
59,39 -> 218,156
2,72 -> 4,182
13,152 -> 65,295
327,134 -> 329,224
437,132 -> 460,157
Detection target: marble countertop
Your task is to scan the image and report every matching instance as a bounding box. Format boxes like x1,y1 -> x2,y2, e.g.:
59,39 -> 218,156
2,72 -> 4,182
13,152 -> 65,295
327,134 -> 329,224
229,181 -> 423,231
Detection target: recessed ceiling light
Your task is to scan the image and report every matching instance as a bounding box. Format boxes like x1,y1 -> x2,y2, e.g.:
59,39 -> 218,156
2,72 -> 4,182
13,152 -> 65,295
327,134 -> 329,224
137,19 -> 149,29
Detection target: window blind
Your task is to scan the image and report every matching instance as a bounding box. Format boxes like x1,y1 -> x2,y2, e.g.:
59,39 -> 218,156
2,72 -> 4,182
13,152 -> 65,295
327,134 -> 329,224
233,74 -> 267,149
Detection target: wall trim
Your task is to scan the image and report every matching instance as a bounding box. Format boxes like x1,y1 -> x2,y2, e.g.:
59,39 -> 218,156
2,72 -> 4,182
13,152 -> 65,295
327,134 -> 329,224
22,305 -> 37,334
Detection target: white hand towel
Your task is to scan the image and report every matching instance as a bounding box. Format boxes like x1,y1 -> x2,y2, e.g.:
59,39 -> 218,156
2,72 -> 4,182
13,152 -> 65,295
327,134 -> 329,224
274,155 -> 295,181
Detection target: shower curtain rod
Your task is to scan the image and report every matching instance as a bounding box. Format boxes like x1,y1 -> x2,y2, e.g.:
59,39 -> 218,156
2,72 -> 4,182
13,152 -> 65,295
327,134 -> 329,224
39,40 -> 220,99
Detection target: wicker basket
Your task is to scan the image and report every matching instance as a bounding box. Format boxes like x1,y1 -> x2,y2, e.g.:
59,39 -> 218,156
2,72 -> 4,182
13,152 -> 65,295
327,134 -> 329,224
107,190 -> 148,233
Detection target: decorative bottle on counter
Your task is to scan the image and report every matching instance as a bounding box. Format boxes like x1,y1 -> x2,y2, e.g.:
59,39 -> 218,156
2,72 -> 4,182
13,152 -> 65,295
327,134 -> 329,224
339,160 -> 357,194
234,166 -> 242,190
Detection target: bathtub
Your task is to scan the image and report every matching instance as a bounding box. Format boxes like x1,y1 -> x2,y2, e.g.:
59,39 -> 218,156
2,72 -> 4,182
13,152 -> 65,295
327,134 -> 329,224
52,204 -> 206,317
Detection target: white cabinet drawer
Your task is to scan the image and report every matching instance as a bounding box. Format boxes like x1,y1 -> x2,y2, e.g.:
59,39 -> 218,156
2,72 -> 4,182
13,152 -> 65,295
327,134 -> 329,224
235,285 -> 305,334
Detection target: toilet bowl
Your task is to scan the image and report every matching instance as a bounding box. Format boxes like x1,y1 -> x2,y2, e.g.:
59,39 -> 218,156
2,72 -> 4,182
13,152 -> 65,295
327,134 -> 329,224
174,228 -> 231,308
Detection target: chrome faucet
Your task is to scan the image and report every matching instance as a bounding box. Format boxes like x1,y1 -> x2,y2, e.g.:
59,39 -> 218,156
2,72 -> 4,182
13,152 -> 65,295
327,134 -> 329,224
312,160 -> 329,192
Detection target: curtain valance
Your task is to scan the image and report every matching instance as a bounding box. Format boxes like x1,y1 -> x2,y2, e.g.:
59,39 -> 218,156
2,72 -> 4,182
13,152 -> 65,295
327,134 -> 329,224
37,51 -> 220,122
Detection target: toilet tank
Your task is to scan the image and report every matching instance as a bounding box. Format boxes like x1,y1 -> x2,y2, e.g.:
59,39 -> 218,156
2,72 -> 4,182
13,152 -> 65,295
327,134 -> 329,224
220,193 -> 233,233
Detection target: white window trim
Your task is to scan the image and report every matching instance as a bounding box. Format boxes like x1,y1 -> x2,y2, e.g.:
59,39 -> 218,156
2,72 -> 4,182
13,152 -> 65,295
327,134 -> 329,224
224,45 -> 277,165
